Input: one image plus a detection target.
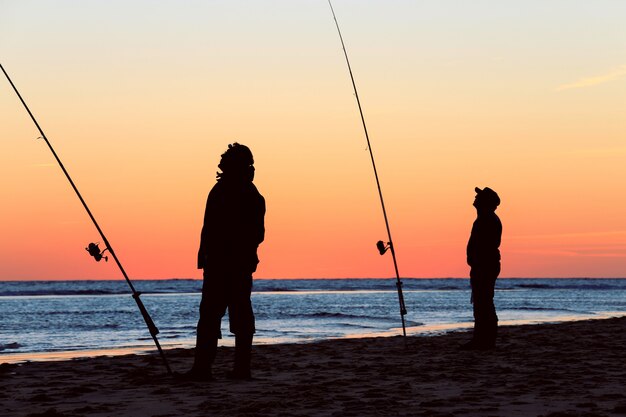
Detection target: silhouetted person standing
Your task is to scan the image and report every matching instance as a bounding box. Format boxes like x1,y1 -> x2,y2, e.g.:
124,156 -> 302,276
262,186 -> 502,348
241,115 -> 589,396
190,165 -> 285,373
185,143 -> 265,380
463,187 -> 502,350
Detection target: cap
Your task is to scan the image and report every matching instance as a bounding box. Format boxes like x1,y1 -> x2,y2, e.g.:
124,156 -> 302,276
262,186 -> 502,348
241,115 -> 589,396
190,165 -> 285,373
475,187 -> 500,207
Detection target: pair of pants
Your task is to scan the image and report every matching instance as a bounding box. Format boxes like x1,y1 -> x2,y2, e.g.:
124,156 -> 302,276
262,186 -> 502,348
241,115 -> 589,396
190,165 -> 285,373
196,269 -> 255,352
470,263 -> 500,346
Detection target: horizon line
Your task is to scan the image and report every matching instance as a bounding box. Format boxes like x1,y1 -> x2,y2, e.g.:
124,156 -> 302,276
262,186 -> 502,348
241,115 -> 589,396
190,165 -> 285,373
2,277 -> 626,282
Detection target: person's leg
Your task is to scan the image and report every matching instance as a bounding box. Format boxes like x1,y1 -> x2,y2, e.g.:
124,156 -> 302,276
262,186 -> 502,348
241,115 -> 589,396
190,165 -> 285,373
483,266 -> 500,346
472,280 -> 496,347
470,265 -> 499,348
227,274 -> 255,379
187,273 -> 227,379
232,333 -> 253,378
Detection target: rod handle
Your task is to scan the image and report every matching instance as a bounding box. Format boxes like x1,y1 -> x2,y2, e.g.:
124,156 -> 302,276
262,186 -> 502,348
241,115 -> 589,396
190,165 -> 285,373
395,281 -> 407,315
132,292 -> 160,336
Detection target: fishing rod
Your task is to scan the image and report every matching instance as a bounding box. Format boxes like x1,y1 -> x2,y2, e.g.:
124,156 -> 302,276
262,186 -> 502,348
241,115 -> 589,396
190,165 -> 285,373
327,1 -> 408,343
1,62 -> 172,374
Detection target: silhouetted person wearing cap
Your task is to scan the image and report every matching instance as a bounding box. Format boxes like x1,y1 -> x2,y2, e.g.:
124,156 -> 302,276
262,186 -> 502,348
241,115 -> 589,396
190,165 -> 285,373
463,187 -> 502,350
183,143 -> 265,381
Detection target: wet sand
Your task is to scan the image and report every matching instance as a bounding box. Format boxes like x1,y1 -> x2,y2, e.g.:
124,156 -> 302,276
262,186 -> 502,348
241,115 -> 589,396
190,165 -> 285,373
1,317 -> 625,417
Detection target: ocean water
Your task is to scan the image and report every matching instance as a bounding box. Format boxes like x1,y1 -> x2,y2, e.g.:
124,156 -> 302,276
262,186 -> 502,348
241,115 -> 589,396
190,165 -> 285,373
1,278 -> 625,359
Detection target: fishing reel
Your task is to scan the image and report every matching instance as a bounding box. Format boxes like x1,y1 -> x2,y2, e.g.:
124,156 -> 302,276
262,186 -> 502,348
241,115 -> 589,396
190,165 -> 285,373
86,242 -> 109,262
376,240 -> 391,255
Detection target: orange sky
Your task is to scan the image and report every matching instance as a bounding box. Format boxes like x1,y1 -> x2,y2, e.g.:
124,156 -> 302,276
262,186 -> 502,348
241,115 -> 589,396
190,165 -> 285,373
2,1 -> 626,279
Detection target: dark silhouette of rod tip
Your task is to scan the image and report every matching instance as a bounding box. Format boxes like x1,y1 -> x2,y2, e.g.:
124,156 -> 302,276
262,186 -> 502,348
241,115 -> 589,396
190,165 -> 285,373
1,62 -> 171,374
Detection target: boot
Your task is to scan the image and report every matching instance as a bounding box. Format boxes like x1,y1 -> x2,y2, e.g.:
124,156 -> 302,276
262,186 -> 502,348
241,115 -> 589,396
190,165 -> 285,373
460,323 -> 494,350
177,342 -> 216,381
228,333 -> 253,380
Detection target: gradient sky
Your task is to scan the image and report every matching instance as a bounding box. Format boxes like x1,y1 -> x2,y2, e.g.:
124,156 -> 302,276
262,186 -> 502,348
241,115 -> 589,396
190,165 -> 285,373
2,1 -> 626,280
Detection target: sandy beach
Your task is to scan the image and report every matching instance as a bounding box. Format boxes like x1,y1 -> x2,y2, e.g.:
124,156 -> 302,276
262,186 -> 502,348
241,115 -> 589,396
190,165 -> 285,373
1,317 -> 625,417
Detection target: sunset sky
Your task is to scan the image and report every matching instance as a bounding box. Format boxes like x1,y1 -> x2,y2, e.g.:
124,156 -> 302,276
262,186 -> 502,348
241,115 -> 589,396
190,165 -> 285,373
2,1 -> 625,280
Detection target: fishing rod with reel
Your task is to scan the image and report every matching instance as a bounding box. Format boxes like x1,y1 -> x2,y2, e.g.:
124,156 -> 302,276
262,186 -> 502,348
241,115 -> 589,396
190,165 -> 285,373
1,62 -> 172,374
327,1 -> 408,343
